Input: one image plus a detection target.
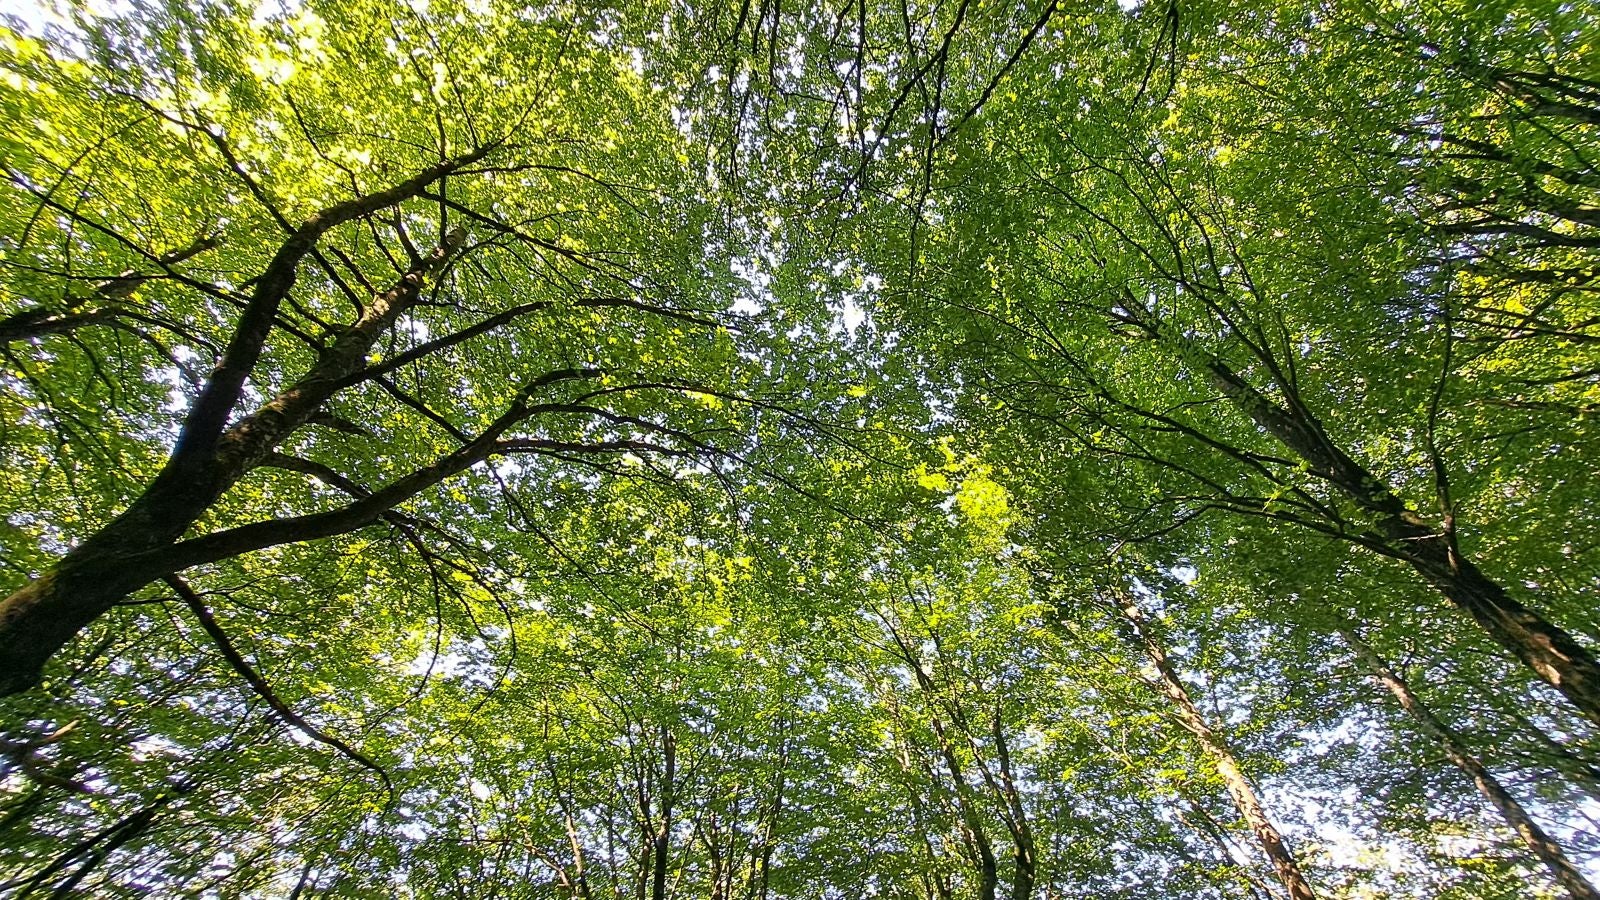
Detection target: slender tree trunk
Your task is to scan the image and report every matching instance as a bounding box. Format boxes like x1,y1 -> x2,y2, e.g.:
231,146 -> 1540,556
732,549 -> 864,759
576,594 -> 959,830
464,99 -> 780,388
1173,793 -> 1275,900
887,627 -> 1000,900
286,860 -> 315,900
705,815 -> 725,900
14,788 -> 179,898
566,813 -> 594,900
931,713 -> 999,900
752,724 -> 787,900
1342,628 -> 1600,900
893,726 -> 954,900
651,729 -> 675,900
1499,706 -> 1600,800
989,715 -> 1037,900
1114,593 -> 1318,900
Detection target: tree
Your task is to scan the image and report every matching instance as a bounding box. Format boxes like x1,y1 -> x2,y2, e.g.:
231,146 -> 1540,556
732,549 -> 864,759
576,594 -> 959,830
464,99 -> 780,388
1110,583 -> 1318,900
875,0 -> 1600,729
0,0 -> 754,693
1340,624 -> 1599,900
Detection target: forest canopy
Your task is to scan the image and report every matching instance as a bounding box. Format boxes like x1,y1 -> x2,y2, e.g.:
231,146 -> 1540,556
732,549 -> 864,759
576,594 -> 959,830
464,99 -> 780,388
1,0 -> 1599,896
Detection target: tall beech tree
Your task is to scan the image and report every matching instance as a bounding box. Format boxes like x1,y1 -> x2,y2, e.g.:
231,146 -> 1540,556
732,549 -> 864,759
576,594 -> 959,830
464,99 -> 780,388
1341,625 -> 1600,900
875,0 -> 1600,728
1111,586 -> 1317,900
0,0 -> 756,693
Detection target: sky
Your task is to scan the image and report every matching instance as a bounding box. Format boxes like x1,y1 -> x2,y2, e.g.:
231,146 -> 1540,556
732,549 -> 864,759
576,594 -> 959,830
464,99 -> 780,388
1,0 -> 80,35
1,0 -> 54,25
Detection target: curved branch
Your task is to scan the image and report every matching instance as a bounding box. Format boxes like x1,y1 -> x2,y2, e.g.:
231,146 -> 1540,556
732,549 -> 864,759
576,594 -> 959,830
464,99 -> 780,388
165,576 -> 393,796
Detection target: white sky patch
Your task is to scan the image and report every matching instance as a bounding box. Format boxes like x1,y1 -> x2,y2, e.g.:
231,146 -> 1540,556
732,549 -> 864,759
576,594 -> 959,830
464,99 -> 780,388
491,458 -> 524,481
729,256 -> 771,315
407,647 -> 471,678
831,294 -> 865,336
0,0 -> 131,32
0,0 -> 63,32
396,315 -> 431,343
251,0 -> 305,25
131,735 -> 184,761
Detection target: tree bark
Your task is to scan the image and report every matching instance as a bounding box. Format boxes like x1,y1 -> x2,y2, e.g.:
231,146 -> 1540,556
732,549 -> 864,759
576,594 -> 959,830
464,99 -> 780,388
989,714 -> 1036,900
887,624 -> 1002,900
1165,325 -> 1600,731
1114,592 -> 1318,900
1342,627 -> 1600,900
0,224 -> 469,695
651,728 -> 675,900
930,712 -> 999,900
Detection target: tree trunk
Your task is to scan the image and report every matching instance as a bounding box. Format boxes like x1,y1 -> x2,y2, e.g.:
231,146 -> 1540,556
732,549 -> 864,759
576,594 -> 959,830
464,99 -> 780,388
932,712 -> 999,900
0,228 -> 468,695
651,729 -> 675,900
14,788 -> 179,898
1385,534 -> 1600,732
752,724 -> 787,900
989,715 -> 1036,900
888,626 -> 1000,900
1342,628 -> 1600,900
1114,593 -> 1318,900
1176,332 -> 1600,730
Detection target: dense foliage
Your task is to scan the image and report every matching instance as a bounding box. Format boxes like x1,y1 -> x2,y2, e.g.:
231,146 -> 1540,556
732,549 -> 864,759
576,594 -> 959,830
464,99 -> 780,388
1,0 -> 1598,896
